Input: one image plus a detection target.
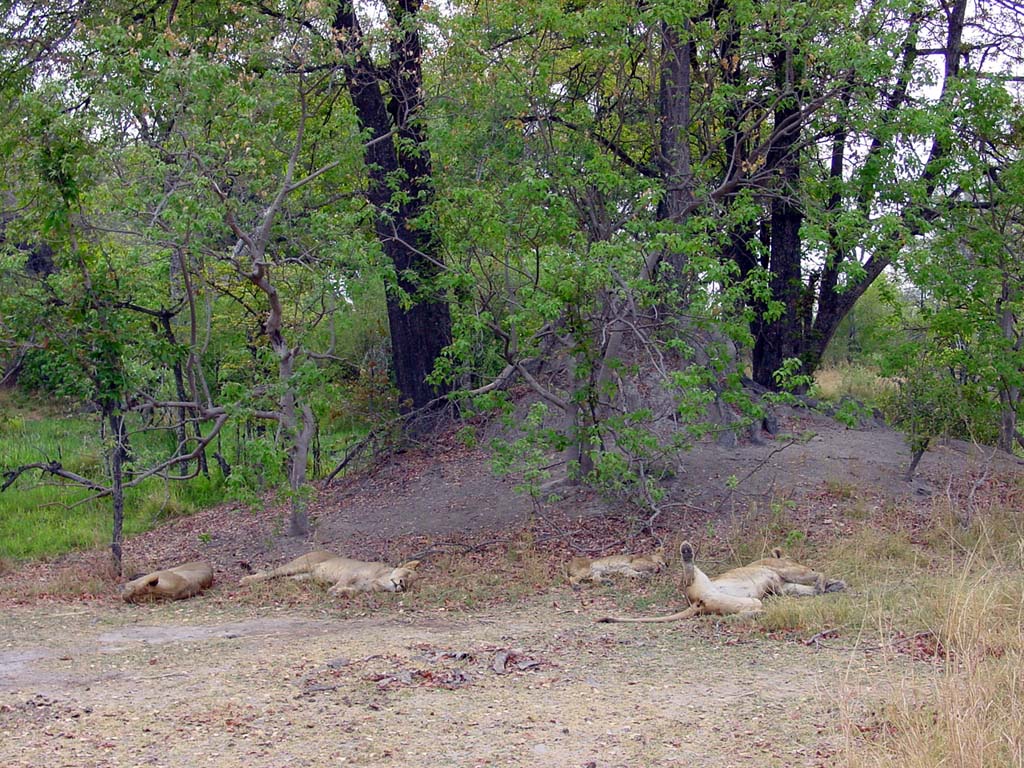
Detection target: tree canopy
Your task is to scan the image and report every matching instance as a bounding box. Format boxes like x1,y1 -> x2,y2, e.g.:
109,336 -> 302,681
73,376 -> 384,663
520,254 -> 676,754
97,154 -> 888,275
1,0 -> 1022,560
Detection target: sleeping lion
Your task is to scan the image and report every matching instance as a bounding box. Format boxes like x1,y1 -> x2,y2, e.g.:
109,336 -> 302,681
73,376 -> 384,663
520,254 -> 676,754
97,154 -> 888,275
598,541 -> 845,623
239,550 -> 420,596
121,561 -> 214,602
567,550 -> 666,587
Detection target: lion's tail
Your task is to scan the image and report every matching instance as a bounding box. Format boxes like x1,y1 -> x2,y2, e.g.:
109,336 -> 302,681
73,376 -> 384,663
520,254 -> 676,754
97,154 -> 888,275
596,605 -> 701,624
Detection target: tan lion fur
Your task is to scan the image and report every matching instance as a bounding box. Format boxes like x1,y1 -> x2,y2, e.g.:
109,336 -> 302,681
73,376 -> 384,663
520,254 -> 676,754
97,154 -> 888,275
598,542 -> 845,623
121,561 -> 214,602
239,551 -> 420,596
567,550 -> 666,587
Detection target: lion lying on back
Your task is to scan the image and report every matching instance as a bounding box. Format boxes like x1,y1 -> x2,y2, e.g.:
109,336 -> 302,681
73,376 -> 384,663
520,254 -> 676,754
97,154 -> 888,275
239,551 -> 420,596
598,542 -> 845,623
567,550 -> 666,587
121,561 -> 214,602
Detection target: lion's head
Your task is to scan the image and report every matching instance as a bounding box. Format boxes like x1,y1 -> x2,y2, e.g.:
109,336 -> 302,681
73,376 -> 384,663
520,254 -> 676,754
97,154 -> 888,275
389,560 -> 421,592
120,573 -> 163,603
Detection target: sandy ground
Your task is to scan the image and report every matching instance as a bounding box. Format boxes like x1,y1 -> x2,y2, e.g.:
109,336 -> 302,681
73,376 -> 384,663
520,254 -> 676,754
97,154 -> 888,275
0,596 -> 911,768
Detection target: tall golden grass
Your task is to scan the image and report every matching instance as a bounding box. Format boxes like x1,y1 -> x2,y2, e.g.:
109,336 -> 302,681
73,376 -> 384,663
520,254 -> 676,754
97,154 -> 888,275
836,514 -> 1024,768
815,363 -> 898,406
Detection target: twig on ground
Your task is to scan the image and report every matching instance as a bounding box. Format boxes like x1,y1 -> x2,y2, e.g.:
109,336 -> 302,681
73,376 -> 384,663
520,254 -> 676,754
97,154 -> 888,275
295,684 -> 341,698
804,628 -> 839,646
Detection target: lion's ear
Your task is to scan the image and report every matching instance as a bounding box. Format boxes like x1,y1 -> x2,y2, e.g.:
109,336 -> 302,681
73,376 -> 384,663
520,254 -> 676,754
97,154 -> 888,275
400,560 -> 421,570
146,576 -> 160,587
771,548 -> 783,559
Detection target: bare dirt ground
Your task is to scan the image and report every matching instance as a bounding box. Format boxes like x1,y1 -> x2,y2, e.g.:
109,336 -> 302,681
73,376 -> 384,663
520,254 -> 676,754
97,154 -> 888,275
1,596 -> 916,768
2,407 -> 1021,767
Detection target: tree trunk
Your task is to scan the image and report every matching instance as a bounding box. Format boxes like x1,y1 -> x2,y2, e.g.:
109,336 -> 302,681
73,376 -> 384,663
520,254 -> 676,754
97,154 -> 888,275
752,47 -> 805,389
334,0 -> 452,412
997,283 -> 1021,453
656,20 -> 694,225
108,409 -> 126,575
655,19 -> 694,290
781,0 -> 966,381
250,261 -> 313,537
287,402 -> 316,537
158,306 -> 208,478
998,389 -> 1018,454
169,247 -> 209,476
904,440 -> 929,482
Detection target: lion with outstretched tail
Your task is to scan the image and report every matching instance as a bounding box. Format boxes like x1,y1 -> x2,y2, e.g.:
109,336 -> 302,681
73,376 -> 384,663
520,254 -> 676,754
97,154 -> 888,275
598,542 -> 845,623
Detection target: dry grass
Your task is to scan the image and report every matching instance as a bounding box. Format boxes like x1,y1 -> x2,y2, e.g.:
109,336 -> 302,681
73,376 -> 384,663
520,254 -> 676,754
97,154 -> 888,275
8,561 -> 121,600
815,364 -> 898,405
220,535 -> 568,615
4,497 -> 1021,768
736,498 -> 1024,765
836,513 -> 1024,768
838,574 -> 1023,767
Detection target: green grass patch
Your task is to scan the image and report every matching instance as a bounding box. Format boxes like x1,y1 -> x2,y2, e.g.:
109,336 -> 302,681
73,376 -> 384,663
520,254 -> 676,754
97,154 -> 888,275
0,390 -> 370,562
0,392 -> 233,559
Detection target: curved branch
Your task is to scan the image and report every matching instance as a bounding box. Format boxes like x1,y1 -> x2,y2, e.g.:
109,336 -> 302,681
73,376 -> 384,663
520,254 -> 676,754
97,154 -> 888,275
2,462 -> 107,493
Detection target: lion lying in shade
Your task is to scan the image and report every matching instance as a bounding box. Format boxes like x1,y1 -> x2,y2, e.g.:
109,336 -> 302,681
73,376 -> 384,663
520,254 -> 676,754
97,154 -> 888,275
567,550 -> 666,587
239,551 -> 420,596
598,542 -> 845,623
121,561 -> 214,602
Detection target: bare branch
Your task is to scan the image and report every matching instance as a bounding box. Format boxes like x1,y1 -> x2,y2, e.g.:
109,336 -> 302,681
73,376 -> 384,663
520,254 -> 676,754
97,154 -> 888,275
283,160 -> 341,195
514,361 -> 569,412
2,462 -> 108,493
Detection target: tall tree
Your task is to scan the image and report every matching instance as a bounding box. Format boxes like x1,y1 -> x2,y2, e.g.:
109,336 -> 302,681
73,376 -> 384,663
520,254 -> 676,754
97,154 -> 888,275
444,0 -> 1022,390
747,0 -> 1023,386
333,0 -> 453,412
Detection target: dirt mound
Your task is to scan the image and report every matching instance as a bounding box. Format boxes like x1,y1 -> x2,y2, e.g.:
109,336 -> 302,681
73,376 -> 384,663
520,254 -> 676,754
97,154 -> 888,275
309,404 -> 1021,553
5,405 -> 1020,600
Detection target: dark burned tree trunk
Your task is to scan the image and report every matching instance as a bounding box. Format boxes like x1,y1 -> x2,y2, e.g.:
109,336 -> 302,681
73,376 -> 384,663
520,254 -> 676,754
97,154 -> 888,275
904,438 -> 929,482
333,0 -> 452,412
719,11 -> 759,279
751,45 -> 806,389
997,281 -> 1021,453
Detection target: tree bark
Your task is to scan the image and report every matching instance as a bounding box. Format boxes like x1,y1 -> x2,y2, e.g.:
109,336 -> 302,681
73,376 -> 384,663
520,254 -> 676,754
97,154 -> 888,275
157,302 -> 208,478
250,261 -> 315,537
108,409 -> 126,575
997,280 -> 1021,453
333,0 -> 452,412
904,447 -> 927,482
752,46 -> 805,388
656,20 -> 694,226
654,19 -> 695,291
